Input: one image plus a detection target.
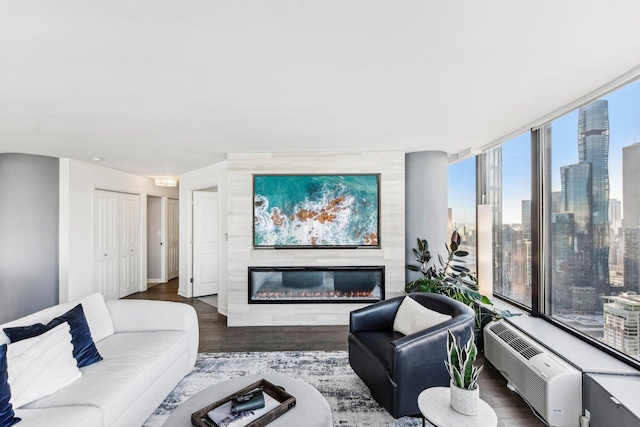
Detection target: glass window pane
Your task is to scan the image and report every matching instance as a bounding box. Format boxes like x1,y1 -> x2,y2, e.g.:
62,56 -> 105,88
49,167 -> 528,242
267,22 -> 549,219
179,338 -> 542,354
547,79 -> 640,360
448,157 -> 476,275
480,132 -> 532,307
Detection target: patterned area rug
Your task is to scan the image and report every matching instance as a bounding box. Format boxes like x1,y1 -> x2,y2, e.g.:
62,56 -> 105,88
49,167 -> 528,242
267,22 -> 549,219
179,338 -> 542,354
143,351 -> 424,427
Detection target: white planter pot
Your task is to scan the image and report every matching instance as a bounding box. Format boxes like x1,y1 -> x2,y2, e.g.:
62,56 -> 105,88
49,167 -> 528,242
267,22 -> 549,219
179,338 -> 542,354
450,380 -> 479,415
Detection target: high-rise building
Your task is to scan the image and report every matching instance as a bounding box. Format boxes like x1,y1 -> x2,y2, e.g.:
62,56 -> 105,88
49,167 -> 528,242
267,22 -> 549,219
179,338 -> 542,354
577,100 -> 610,285
478,146 -> 503,295
522,200 -> 531,240
609,199 -> 622,234
602,294 -> 640,359
623,142 -> 640,292
551,191 -> 562,214
553,100 -> 611,313
560,163 -> 591,233
609,199 -> 623,286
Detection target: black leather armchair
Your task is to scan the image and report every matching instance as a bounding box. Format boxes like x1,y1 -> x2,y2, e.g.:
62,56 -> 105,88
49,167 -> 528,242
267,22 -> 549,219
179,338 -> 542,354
348,293 -> 475,418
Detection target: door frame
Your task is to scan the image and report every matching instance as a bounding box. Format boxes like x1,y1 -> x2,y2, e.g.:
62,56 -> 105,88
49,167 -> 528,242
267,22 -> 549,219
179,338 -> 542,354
184,183 -> 222,299
146,194 -> 168,285
166,197 -> 179,281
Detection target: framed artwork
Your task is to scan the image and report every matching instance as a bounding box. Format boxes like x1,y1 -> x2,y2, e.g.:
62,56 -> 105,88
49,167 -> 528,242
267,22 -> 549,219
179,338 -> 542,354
253,174 -> 380,248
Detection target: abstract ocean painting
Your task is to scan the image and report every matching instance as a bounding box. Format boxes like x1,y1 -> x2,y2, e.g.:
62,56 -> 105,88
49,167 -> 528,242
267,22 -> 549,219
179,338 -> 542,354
253,174 -> 379,247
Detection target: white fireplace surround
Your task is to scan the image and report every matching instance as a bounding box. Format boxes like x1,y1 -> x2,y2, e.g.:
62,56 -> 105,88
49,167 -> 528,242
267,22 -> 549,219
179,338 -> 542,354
226,152 -> 405,326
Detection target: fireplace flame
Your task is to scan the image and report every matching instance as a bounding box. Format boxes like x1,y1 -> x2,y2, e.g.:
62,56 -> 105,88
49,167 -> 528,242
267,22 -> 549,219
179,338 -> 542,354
252,289 -> 378,301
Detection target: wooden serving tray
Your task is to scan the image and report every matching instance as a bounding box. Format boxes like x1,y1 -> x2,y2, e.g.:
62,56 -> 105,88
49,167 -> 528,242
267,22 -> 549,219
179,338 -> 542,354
191,378 -> 296,427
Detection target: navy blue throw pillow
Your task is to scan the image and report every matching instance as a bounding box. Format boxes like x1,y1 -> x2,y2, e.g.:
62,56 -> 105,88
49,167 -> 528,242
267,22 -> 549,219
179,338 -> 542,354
3,304 -> 102,368
0,344 -> 20,426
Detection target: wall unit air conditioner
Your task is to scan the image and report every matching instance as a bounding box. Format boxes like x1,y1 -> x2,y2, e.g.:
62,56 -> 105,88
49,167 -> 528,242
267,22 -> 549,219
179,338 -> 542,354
484,320 -> 582,427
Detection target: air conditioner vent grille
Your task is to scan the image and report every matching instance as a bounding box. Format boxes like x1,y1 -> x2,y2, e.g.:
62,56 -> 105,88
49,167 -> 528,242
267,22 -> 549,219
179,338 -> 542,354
488,322 -> 542,360
488,322 -> 508,334
499,329 -> 519,343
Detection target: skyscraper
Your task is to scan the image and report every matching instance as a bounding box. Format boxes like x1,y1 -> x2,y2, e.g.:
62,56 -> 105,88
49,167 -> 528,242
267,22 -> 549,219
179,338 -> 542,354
623,142 -> 640,292
522,200 -> 531,240
478,146 -> 503,295
553,100 -> 611,313
578,100 -> 610,285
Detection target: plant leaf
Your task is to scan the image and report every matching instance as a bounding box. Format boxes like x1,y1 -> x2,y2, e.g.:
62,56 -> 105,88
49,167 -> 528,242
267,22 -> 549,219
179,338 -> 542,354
451,230 -> 461,245
451,265 -> 470,273
407,264 -> 421,272
454,250 -> 469,257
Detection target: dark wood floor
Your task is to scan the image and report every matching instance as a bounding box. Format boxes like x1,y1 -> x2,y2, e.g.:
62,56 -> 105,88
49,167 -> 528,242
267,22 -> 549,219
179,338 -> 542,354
128,279 -> 545,426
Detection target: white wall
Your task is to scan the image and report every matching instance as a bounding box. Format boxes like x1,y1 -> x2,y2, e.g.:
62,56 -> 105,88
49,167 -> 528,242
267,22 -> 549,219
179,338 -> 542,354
59,159 -> 178,302
178,161 -> 228,314
226,151 -> 405,326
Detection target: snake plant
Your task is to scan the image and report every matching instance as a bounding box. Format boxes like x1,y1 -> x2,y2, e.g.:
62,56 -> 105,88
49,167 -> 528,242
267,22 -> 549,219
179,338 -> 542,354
445,328 -> 483,390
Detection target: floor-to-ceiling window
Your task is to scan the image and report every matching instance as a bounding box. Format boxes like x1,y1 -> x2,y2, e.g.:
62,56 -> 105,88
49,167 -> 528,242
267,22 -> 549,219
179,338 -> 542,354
478,133 -> 533,308
544,79 -> 640,360
452,76 -> 640,367
448,157 -> 477,274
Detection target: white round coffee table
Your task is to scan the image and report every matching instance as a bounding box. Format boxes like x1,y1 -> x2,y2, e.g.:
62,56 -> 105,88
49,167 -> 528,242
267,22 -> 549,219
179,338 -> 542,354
162,373 -> 332,427
417,387 -> 497,427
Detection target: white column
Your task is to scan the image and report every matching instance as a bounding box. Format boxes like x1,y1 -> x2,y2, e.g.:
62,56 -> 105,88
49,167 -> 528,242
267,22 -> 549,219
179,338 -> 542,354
405,151 -> 448,283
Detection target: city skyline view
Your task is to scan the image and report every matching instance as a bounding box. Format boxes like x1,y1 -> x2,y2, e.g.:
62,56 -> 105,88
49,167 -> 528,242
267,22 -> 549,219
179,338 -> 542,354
449,77 -> 640,360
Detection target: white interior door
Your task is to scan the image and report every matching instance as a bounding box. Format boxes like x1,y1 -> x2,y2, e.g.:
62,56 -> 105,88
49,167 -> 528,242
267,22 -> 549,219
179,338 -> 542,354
167,198 -> 179,280
119,193 -> 140,298
93,190 -> 120,300
193,191 -> 219,297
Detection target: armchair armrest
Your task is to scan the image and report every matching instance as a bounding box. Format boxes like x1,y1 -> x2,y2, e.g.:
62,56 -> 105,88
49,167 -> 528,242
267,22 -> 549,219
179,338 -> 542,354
350,296 -> 404,333
389,313 -> 475,383
106,299 -> 199,371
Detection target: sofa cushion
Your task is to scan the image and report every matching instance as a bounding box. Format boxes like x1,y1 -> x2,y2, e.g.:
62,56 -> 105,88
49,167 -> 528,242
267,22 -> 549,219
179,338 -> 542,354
0,293 -> 114,346
0,344 -> 20,427
23,330 -> 189,426
15,405 -> 103,427
393,296 -> 452,336
7,323 -> 81,409
4,304 -> 103,368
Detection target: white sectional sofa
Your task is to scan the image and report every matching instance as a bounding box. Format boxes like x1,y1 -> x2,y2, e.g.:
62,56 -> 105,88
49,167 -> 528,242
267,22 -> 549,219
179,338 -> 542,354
0,293 -> 199,427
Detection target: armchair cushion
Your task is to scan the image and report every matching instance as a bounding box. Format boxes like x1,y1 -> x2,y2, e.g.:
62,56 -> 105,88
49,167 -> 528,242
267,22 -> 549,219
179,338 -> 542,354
392,296 -> 452,336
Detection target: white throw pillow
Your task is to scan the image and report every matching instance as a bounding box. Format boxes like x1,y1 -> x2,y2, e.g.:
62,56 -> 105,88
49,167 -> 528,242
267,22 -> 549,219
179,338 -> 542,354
393,296 -> 452,336
7,322 -> 81,408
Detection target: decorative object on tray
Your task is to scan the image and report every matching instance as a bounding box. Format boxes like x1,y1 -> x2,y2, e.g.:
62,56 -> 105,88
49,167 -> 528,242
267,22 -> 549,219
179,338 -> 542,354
445,328 -> 482,416
191,379 -> 295,427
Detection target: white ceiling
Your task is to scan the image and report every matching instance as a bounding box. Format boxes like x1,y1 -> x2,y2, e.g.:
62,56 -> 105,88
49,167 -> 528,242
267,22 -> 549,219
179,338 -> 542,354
2,1 -> 640,177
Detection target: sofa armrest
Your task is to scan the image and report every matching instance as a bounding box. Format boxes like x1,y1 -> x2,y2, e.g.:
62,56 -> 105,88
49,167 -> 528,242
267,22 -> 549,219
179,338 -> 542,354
105,299 -> 199,371
350,296 -> 404,333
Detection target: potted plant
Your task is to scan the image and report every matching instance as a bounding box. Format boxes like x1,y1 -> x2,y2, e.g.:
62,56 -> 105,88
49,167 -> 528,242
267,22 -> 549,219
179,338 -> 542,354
406,232 -> 489,303
405,233 -> 512,350
445,329 -> 482,415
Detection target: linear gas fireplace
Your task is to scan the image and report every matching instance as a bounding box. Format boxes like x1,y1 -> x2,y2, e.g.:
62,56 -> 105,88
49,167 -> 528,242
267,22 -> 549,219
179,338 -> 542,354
248,266 -> 384,304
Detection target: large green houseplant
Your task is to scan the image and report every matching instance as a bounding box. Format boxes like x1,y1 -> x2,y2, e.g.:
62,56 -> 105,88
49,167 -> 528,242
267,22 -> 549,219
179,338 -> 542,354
405,232 -> 510,340
405,232 -> 491,309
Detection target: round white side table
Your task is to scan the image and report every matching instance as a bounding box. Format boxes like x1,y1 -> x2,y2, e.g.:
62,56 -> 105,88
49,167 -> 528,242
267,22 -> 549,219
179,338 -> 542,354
417,387 -> 497,427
